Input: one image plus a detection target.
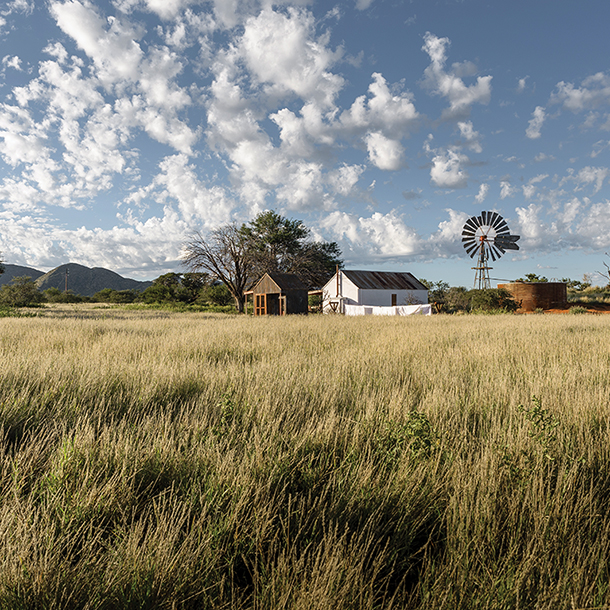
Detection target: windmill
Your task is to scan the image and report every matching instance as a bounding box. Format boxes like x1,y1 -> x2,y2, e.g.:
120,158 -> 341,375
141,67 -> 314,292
461,211 -> 520,289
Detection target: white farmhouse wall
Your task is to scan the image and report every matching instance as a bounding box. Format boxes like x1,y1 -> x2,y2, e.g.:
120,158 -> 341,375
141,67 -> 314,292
322,271 -> 428,313
322,273 -> 359,309
359,289 -> 428,306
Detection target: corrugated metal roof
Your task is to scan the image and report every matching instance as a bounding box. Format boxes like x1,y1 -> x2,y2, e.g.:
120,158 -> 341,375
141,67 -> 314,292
342,270 -> 427,291
255,272 -> 309,292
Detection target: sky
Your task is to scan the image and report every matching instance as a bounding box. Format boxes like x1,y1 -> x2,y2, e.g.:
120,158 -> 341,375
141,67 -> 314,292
1,0 -> 610,286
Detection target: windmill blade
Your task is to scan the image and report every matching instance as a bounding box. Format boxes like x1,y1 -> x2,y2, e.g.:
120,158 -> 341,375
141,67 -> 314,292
465,242 -> 480,258
463,216 -> 480,233
495,219 -> 509,234
488,244 -> 497,262
481,210 -> 488,226
490,212 -> 507,233
491,244 -> 503,260
462,236 -> 477,245
488,211 -> 500,228
495,234 -> 520,250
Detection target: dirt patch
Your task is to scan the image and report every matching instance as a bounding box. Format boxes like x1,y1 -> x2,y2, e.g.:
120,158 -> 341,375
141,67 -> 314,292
526,302 -> 610,314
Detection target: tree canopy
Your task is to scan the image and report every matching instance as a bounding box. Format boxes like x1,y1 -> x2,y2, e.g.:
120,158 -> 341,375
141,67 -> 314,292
183,211 -> 343,312
240,211 -> 342,290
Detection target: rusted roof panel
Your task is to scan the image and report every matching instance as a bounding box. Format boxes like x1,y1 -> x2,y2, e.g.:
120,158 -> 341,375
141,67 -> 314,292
343,270 -> 427,291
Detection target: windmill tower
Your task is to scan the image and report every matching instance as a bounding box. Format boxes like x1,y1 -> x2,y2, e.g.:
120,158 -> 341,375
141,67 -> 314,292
461,211 -> 520,289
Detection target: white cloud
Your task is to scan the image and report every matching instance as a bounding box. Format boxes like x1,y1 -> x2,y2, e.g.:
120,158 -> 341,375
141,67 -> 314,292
431,208 -> 469,255
551,72 -> 610,112
475,183 -> 488,204
522,184 -> 536,200
51,1 -> 144,87
421,32 -> 492,120
240,7 -> 344,109
365,131 -> 404,170
526,106 -> 545,139
356,0 -> 374,9
577,200 -> 610,248
340,72 -> 418,137
327,163 -> 365,196
321,210 -> 422,260
500,180 -> 515,199
2,55 -> 21,70
276,161 -> 326,209
429,148 -> 469,189
529,174 -> 548,185
562,166 -> 609,194
517,76 -> 528,93
457,120 -> 482,152
515,203 -> 554,249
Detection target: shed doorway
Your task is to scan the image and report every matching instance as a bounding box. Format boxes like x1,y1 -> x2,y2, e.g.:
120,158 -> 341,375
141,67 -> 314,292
255,294 -> 266,315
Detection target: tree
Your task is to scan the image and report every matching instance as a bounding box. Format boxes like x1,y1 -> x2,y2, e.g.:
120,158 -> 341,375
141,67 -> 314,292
240,211 -> 343,289
183,224 -> 254,313
0,276 -> 43,307
516,273 -> 548,283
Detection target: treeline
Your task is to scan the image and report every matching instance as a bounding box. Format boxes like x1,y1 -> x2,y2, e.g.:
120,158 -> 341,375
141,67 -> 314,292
420,281 -> 519,314
0,273 -> 233,309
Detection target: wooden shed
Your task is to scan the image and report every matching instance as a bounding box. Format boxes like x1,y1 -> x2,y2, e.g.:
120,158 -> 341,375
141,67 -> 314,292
246,273 -> 309,316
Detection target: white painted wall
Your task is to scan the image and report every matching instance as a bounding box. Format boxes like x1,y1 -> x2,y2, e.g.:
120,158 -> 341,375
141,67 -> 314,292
322,272 -> 428,313
359,289 -> 428,306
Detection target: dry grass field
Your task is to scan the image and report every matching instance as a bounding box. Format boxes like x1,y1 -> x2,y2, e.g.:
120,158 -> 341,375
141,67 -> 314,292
2,307 -> 610,609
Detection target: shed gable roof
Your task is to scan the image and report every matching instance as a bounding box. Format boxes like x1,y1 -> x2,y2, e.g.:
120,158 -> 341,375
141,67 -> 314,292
253,272 -> 309,293
342,270 -> 427,291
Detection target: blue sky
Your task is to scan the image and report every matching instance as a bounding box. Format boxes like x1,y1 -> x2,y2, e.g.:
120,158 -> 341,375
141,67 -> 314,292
1,0 -> 610,286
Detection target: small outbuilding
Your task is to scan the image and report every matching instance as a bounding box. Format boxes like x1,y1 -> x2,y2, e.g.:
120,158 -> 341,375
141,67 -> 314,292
322,270 -> 429,314
246,273 -> 309,316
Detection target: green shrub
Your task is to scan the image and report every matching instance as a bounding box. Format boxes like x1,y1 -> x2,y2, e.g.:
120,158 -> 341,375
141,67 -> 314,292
43,287 -> 83,303
569,305 -> 589,314
0,276 -> 44,307
467,287 -> 518,313
199,284 -> 233,306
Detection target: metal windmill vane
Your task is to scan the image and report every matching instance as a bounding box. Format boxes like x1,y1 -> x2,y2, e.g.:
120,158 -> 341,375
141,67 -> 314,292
461,211 -> 520,289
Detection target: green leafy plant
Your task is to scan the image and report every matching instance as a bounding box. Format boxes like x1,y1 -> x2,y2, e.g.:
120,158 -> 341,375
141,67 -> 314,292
373,411 -> 439,466
569,306 -> 588,314
212,393 -> 243,440
518,396 -> 559,461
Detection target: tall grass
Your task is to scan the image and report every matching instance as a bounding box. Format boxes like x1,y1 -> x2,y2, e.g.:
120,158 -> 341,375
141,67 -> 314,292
2,309 -> 610,608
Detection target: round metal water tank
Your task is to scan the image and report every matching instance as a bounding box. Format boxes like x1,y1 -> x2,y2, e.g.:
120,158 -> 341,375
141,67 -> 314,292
497,282 -> 568,312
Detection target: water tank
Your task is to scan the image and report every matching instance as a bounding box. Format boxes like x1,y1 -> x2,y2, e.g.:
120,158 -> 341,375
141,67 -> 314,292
498,282 -> 568,312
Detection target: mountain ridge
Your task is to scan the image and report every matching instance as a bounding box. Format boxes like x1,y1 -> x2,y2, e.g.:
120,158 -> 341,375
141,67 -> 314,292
1,263 -> 152,297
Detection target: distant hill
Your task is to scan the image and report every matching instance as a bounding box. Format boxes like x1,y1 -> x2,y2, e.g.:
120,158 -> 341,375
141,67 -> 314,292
34,263 -> 152,297
0,264 -> 45,286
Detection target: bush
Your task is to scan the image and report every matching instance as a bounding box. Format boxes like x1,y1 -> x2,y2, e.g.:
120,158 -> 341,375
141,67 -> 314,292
569,306 -> 588,314
0,276 -> 44,307
199,283 -> 233,306
43,287 -> 83,303
467,288 -> 518,313
92,288 -> 139,303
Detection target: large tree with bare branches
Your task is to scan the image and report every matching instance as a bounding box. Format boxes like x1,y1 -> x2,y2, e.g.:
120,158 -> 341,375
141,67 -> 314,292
183,224 -> 254,313
184,212 -> 342,312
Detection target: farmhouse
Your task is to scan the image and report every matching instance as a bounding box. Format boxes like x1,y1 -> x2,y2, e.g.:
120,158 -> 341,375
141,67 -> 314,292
245,272 -> 309,315
322,270 -> 429,315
